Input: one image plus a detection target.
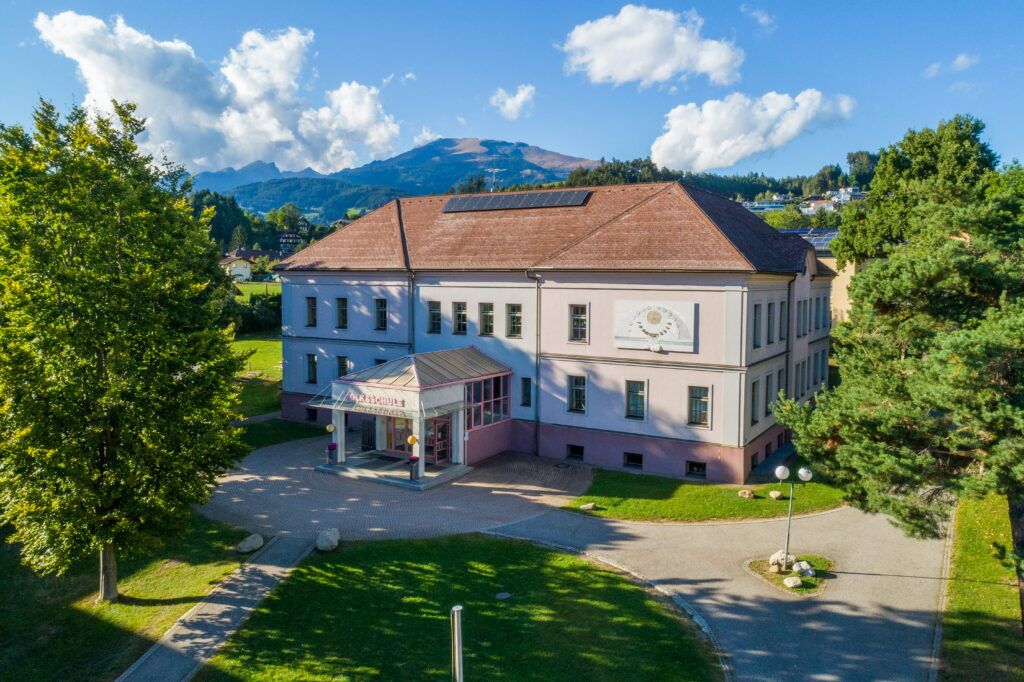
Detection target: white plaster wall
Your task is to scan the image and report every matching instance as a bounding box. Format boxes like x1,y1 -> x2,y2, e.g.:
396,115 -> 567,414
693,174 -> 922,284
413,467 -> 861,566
281,337 -> 407,396
280,272 -> 411,344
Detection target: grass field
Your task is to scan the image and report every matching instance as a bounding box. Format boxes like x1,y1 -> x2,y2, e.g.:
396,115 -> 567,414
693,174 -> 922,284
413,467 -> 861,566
0,515 -> 246,681
747,555 -> 835,596
233,330 -> 282,418
198,535 -> 722,681
234,281 -> 281,303
940,494 -> 1024,680
241,419 -> 325,450
566,469 -> 845,522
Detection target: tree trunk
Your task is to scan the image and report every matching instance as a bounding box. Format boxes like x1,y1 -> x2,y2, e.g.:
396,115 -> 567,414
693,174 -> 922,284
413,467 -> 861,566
1008,496 -> 1024,634
98,543 -> 118,603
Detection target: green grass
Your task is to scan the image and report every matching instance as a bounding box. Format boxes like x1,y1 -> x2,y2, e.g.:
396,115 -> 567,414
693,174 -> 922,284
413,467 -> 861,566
199,535 -> 722,681
747,555 -> 834,596
233,330 -> 282,418
241,419 -> 325,450
234,281 -> 281,303
941,494 -> 1024,680
0,514 -> 246,681
566,469 -> 845,522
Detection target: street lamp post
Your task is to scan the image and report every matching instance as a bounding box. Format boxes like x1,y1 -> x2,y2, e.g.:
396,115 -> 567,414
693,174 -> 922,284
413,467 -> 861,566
774,464 -> 813,571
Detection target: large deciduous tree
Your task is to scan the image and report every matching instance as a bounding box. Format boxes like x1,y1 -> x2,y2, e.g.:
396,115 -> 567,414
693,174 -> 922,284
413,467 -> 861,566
775,126 -> 1024,621
0,101 -> 244,602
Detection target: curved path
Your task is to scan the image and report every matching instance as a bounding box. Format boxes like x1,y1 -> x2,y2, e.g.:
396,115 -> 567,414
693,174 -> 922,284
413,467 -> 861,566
199,438 -> 947,681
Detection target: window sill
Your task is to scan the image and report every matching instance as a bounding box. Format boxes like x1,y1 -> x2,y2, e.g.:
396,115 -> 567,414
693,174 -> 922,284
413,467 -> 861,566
567,409 -> 586,415
568,339 -> 589,344
625,416 -> 645,421
453,332 -> 467,336
479,333 -> 493,337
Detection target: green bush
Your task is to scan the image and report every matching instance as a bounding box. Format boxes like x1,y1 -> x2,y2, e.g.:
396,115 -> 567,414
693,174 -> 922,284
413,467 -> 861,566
233,291 -> 281,333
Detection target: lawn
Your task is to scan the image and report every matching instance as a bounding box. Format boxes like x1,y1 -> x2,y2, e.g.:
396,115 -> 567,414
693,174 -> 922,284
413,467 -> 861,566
199,535 -> 722,681
566,469 -> 845,522
234,281 -> 281,303
241,418 -> 325,450
940,493 -> 1024,680
233,330 -> 282,418
0,514 -> 246,681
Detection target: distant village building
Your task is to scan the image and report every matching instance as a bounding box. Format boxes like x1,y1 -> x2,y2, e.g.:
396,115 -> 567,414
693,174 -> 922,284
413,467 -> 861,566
274,182 -> 833,484
741,200 -> 788,214
220,255 -> 253,282
278,232 -> 303,254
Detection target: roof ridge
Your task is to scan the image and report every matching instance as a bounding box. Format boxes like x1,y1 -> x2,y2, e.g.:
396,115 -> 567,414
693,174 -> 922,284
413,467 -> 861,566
400,181 -> 676,202
674,183 -> 755,272
529,183 -> 677,267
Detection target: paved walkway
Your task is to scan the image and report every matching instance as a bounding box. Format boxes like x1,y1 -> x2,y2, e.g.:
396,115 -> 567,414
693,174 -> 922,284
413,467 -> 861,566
195,437 -> 949,681
494,508 -> 947,681
117,535 -> 312,682
201,436 -> 592,538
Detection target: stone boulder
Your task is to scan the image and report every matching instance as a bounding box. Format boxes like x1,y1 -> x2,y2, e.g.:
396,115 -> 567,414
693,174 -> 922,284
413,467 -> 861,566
579,502 -> 597,511
768,564 -> 780,574
737,489 -> 754,499
769,550 -> 796,569
783,576 -> 803,589
316,528 -> 340,552
792,560 -> 816,577
237,533 -> 264,553
768,490 -> 784,500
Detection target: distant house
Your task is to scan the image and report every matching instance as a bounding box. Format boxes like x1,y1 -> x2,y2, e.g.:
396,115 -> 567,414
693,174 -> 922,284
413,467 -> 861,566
798,198 -> 836,216
741,200 -> 788,214
220,255 -> 254,282
279,232 -> 302,254
225,248 -> 284,262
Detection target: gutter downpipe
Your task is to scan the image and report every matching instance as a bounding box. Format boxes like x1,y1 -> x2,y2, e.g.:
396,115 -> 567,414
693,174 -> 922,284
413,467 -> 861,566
785,273 -> 796,399
526,269 -> 542,456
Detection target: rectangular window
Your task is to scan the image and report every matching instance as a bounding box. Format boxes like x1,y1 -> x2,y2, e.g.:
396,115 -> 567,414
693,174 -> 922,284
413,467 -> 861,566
815,297 -> 822,330
305,296 -> 317,327
821,349 -> 829,381
765,374 -> 774,417
566,444 -> 584,460
336,297 -> 348,329
506,303 -> 522,338
520,377 -> 532,407
337,356 -> 348,377
780,300 -> 789,340
374,298 -> 388,331
623,452 -> 644,469
686,461 -> 707,478
751,380 -> 760,425
813,353 -> 820,387
567,375 -> 587,413
464,374 -> 510,430
767,302 -> 775,344
805,359 -> 811,393
453,302 -> 467,335
625,380 -> 646,420
427,301 -> 441,334
479,302 -> 494,336
688,386 -> 709,426
752,303 -> 762,349
569,304 -> 588,342
778,368 -> 786,399
305,353 -> 317,384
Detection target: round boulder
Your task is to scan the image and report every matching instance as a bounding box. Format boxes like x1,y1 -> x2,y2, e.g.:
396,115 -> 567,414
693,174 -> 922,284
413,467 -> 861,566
316,527 -> 340,552
768,490 -> 784,500
237,533 -> 264,554
737,489 -> 754,499
783,576 -> 803,589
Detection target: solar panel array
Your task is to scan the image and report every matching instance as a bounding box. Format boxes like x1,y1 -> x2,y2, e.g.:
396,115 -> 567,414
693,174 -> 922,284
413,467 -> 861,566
442,189 -> 591,213
778,227 -> 840,252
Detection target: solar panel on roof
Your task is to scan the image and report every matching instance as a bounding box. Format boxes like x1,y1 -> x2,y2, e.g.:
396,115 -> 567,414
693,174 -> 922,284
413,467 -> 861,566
442,189 -> 591,213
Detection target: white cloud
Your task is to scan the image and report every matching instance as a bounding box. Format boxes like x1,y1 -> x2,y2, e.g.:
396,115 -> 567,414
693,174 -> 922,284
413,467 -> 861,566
650,89 -> 855,171
951,53 -> 979,71
739,4 -> 776,32
489,84 -> 536,120
382,73 -> 395,85
413,126 -> 442,146
922,62 -> 942,79
456,115 -> 467,125
34,11 -> 400,173
561,5 -> 744,87
401,72 -> 416,83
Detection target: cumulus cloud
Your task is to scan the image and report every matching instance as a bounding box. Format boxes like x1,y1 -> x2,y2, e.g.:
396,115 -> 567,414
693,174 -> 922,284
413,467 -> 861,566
561,5 -> 744,87
923,53 -> 979,79
401,72 -> 416,83
34,11 -> 399,172
650,89 -> 855,171
739,4 -> 776,32
413,126 -> 442,146
489,84 -> 536,120
922,62 -> 942,79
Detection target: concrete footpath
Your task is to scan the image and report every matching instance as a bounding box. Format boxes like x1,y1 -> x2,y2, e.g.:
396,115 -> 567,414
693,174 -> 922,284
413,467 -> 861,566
116,535 -> 313,682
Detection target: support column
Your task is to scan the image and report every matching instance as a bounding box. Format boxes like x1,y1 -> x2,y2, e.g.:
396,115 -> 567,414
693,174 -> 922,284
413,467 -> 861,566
412,417 -> 427,477
375,416 -> 386,451
332,410 -> 346,463
450,410 -> 465,465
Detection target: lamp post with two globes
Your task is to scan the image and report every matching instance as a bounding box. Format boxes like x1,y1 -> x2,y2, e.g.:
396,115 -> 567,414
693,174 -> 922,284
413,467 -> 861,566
774,464 -> 813,571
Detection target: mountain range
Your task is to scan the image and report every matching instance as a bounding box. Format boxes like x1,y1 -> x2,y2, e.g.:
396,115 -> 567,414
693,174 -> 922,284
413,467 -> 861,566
191,138 -> 598,222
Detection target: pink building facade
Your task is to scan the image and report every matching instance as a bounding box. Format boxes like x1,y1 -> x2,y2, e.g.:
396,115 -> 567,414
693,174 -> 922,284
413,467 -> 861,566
277,183 -> 833,483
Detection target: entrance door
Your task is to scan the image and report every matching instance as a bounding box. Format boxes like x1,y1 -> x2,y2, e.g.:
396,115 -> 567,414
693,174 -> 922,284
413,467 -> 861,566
387,417 -> 412,453
429,416 -> 450,464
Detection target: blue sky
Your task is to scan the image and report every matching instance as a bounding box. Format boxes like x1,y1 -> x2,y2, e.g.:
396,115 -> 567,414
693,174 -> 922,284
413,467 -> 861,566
2,0 -> 1022,177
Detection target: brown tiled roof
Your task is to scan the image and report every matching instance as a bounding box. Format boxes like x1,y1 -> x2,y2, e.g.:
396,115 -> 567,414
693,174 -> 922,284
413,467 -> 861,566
275,182 -> 810,274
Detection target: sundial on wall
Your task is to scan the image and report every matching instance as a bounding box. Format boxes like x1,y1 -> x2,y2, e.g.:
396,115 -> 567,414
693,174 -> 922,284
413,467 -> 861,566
615,301 -> 696,353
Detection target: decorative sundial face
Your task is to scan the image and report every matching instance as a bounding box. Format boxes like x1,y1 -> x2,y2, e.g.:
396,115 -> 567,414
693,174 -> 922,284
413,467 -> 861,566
614,301 -> 696,353
635,305 -> 678,339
